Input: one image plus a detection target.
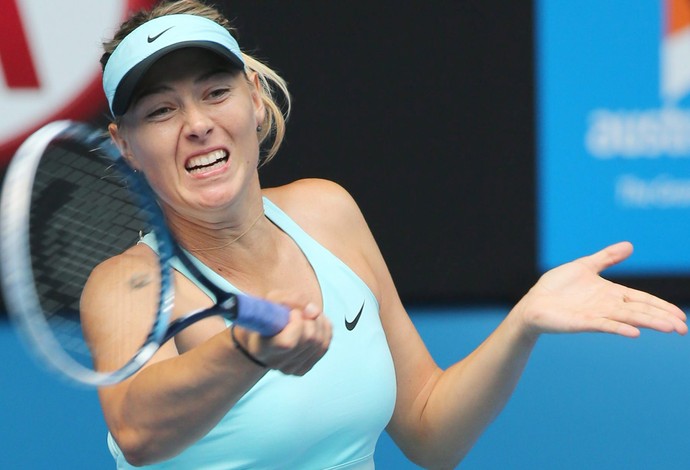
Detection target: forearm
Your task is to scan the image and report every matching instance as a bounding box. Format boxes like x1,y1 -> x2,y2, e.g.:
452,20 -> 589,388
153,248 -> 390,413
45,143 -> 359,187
399,308 -> 538,468
105,331 -> 265,465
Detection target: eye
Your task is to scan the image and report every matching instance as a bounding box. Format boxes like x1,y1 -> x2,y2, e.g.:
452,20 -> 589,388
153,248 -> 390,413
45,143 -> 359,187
146,106 -> 174,120
206,87 -> 231,102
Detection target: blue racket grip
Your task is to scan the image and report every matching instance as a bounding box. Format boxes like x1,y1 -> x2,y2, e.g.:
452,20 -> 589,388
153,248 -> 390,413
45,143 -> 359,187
235,295 -> 290,336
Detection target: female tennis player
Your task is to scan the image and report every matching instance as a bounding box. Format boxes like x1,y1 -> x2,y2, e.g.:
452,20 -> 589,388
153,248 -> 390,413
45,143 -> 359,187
86,1 -> 688,468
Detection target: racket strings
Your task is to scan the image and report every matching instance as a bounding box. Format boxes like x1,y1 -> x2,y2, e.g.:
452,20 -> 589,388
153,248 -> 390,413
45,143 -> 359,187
27,141 -> 151,367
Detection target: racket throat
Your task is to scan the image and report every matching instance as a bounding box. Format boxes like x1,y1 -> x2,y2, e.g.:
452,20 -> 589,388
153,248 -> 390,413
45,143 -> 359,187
217,295 -> 239,319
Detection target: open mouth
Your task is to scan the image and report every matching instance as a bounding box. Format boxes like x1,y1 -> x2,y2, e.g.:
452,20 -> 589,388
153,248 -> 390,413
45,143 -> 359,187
185,149 -> 229,174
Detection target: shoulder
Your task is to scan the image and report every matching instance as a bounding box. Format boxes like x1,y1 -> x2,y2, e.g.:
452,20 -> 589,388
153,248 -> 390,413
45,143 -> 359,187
88,243 -> 158,280
82,244 -> 160,305
263,178 -> 367,235
264,179 -> 381,295
263,178 -> 358,212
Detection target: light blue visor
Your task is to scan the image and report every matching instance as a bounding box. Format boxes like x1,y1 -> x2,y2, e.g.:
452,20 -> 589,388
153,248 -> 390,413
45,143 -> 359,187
103,14 -> 245,116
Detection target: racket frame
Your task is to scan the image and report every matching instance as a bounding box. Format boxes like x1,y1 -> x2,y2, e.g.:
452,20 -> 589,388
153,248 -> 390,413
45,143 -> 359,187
0,120 -> 175,387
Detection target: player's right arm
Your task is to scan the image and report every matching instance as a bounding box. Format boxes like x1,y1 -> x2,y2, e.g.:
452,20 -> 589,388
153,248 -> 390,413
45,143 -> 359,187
81,244 -> 268,465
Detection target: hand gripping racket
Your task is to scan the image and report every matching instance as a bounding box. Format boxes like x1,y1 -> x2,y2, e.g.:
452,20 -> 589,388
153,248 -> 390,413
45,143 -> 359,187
0,120 -> 289,387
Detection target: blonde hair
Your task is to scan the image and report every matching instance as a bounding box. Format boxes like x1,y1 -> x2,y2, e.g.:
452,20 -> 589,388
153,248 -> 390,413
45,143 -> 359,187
101,0 -> 290,164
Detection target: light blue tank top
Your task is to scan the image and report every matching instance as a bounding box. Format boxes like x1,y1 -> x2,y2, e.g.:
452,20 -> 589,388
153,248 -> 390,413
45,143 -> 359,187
108,197 -> 397,469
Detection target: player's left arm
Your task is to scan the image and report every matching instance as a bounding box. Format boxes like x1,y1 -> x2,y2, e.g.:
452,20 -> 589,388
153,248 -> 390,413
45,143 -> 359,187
379,241 -> 687,468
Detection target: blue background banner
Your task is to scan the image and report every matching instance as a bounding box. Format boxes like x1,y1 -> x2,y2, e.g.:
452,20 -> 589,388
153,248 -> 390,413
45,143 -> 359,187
537,0 -> 690,274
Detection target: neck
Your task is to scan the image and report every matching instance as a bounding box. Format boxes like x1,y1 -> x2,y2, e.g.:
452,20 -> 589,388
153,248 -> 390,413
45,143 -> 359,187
186,209 -> 265,253
176,206 -> 283,292
164,192 -> 267,254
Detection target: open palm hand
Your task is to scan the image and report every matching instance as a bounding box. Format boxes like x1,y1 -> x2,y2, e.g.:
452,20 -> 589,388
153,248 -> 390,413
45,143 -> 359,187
516,242 -> 687,338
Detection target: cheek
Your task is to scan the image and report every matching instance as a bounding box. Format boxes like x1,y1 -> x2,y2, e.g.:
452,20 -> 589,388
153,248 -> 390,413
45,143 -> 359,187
125,137 -> 179,200
228,104 -> 260,138
225,107 -> 262,159
128,129 -> 175,169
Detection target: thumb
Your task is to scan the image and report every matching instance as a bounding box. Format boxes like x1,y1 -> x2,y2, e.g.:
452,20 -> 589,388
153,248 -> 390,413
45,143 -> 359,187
301,302 -> 321,320
579,241 -> 633,273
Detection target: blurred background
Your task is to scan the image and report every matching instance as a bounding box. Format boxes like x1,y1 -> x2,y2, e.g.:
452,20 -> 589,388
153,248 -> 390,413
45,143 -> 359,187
2,0 -> 690,468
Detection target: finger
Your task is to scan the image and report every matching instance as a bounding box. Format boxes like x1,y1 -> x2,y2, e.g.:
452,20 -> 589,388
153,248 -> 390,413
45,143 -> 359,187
280,307 -> 331,341
273,326 -> 331,375
607,307 -> 679,334
265,310 -> 331,364
621,287 -> 687,321
286,320 -> 332,374
295,312 -> 332,353
277,346 -> 326,376
301,302 -> 322,320
578,241 -> 633,273
585,298 -> 688,335
627,305 -> 687,334
585,317 -> 641,338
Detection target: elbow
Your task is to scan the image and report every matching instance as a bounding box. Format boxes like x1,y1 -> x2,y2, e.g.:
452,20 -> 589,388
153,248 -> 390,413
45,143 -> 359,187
112,427 -> 167,467
406,450 -> 466,470
115,432 -> 150,467
121,449 -> 152,468
398,432 -> 471,470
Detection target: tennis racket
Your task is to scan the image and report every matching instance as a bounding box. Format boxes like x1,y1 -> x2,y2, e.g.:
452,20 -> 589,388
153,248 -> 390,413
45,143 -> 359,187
0,120 -> 290,387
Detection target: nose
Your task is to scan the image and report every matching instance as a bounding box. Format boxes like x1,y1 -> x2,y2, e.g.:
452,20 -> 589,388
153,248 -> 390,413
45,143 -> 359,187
183,104 -> 213,140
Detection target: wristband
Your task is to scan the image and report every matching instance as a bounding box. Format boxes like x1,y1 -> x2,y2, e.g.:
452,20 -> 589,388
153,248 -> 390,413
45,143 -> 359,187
230,324 -> 267,368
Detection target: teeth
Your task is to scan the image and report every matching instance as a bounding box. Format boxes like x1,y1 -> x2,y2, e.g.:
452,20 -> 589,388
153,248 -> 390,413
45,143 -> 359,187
186,150 -> 228,172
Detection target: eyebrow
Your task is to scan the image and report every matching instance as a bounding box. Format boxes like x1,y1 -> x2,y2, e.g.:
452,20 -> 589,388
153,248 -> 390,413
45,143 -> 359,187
132,67 -> 239,107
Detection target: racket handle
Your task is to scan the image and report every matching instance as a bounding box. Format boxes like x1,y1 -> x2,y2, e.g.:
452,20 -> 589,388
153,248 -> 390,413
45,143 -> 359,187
235,295 -> 290,336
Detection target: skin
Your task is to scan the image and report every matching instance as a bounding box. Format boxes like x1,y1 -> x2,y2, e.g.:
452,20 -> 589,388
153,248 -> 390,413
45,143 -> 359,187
82,47 -> 688,468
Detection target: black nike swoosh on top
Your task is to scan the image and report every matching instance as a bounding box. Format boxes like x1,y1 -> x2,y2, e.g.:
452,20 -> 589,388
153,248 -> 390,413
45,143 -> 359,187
147,27 -> 174,43
345,302 -> 365,331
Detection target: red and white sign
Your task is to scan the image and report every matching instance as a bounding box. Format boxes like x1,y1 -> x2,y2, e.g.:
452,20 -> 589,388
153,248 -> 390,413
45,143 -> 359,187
0,0 -> 155,166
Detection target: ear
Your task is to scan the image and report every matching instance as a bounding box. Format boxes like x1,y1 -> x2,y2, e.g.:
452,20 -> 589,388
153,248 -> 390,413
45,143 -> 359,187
247,71 -> 266,129
108,122 -> 140,170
